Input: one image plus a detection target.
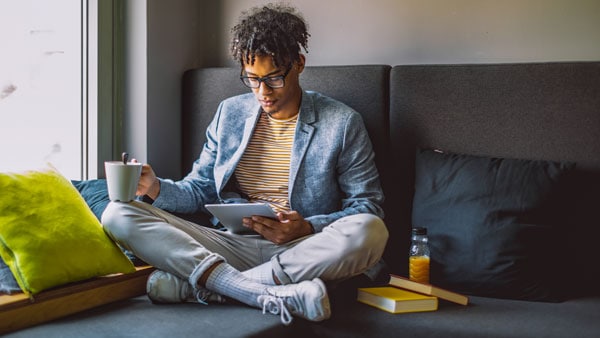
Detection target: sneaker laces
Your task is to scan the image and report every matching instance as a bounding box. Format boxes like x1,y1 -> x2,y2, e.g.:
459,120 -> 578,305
194,289 -> 209,305
194,288 -> 225,305
261,296 -> 293,325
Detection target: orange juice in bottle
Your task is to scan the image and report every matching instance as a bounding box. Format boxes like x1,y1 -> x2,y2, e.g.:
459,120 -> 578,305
409,227 -> 430,284
409,255 -> 430,284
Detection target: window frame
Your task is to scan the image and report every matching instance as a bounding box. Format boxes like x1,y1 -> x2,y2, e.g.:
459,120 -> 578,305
87,0 -> 124,179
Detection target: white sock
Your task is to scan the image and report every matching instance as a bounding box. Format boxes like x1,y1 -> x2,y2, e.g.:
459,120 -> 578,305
242,262 -> 276,285
205,263 -> 267,308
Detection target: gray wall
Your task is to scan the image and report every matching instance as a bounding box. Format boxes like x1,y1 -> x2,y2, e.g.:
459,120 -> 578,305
124,0 -> 220,178
129,0 -> 600,178
217,0 -> 600,66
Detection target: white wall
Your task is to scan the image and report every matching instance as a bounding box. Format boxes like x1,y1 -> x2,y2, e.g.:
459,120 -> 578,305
145,0 -> 208,178
124,0 -> 219,178
123,0 -> 148,172
134,0 -> 600,178
217,0 -> 600,66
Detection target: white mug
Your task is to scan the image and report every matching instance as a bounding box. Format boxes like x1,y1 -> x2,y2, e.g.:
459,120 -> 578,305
104,161 -> 142,202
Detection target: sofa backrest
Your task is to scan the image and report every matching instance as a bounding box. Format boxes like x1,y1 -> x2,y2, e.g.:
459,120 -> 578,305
182,65 -> 391,180
389,62 -> 600,278
182,62 -> 600,278
390,62 -> 600,169
181,65 -> 394,219
182,68 -> 247,175
299,65 -> 392,186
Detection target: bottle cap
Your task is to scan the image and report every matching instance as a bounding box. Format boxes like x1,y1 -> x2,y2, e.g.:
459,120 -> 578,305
412,227 -> 427,235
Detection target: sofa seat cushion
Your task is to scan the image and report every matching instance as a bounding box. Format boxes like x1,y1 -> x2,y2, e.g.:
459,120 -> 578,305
411,149 -> 574,302
0,168 -> 135,295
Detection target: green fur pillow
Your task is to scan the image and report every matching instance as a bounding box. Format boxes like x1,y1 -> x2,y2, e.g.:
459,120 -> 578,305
0,168 -> 135,295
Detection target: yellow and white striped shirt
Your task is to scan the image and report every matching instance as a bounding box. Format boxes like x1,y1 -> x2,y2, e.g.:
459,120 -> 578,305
235,111 -> 298,212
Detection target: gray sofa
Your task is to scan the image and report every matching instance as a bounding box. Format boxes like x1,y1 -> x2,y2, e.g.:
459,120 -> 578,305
8,62 -> 600,337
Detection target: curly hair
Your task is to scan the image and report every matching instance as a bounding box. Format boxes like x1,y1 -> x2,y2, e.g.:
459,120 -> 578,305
230,3 -> 310,68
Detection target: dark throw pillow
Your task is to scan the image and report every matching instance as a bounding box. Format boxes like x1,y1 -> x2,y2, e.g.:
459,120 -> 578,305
71,179 -> 110,220
412,149 -> 574,302
0,257 -> 20,294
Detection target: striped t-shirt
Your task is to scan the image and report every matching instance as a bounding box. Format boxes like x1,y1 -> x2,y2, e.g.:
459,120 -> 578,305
235,111 -> 298,212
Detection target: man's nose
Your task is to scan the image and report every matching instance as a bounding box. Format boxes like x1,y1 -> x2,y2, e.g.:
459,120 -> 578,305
258,81 -> 273,94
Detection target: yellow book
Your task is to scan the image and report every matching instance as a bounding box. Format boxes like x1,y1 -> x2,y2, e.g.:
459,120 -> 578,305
389,274 -> 469,306
357,286 -> 438,314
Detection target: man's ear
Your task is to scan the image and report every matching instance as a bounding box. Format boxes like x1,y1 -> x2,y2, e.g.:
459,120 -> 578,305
296,54 -> 306,73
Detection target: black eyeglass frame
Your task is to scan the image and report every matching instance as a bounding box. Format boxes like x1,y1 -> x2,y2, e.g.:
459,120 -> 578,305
239,64 -> 292,89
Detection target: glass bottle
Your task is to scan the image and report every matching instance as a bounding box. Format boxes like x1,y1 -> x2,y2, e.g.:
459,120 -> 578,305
409,227 -> 430,284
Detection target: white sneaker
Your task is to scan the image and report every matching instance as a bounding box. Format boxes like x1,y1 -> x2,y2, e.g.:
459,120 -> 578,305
257,278 -> 330,325
146,270 -> 225,304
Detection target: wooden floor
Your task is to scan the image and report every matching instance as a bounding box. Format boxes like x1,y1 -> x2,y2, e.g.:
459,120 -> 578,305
0,265 -> 154,335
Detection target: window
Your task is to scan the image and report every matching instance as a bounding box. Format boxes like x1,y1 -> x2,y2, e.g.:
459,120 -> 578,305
0,0 -> 84,179
0,0 -> 118,180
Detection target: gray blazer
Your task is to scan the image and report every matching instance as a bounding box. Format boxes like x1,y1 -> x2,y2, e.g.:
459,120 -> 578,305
154,91 -> 384,232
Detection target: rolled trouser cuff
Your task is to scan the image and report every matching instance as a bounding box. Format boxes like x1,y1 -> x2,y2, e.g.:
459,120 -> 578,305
189,253 -> 226,287
270,255 -> 293,285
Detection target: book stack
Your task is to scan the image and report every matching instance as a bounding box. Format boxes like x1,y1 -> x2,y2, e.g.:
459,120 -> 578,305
357,274 -> 468,314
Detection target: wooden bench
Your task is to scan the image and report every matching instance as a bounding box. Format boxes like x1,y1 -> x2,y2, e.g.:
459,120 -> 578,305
0,265 -> 154,335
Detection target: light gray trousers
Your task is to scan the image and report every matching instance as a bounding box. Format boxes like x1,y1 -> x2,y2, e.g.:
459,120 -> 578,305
102,201 -> 388,286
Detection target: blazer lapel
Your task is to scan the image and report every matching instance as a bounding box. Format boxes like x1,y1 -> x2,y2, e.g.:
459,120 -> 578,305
217,103 -> 261,194
289,93 -> 316,197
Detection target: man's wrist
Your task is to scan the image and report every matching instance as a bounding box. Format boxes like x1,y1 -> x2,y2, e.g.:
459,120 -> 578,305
147,179 -> 161,200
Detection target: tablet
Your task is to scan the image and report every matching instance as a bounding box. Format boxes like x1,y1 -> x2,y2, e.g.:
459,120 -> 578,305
204,203 -> 278,234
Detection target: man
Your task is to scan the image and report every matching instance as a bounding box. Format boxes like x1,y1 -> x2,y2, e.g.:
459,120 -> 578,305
102,4 -> 388,325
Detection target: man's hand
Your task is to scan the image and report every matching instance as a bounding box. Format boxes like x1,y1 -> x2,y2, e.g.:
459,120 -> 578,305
243,210 -> 313,244
132,159 -> 160,200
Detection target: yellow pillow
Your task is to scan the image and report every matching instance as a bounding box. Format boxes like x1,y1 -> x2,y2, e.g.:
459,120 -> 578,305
0,168 -> 135,295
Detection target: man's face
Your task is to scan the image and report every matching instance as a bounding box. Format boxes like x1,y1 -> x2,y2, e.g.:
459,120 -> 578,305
242,54 -> 304,119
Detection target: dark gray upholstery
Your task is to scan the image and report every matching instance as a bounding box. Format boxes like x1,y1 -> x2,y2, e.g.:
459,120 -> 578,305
181,65 -> 397,265
389,62 -> 600,291
8,287 -> 600,338
182,65 -> 391,182
8,62 -> 600,337
182,68 -> 247,175
390,62 -> 600,169
300,65 -> 391,168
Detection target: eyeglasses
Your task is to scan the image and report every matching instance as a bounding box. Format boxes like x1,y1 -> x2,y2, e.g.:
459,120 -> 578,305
240,64 -> 292,89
